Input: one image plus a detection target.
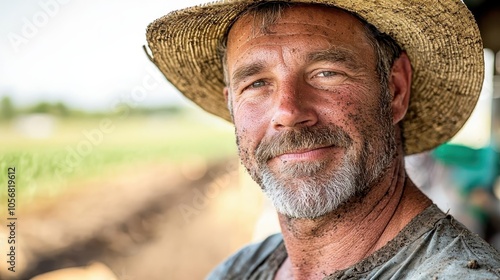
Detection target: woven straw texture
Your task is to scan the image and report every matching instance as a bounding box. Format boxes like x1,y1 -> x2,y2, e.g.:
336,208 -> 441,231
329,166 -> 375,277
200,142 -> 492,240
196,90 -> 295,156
146,0 -> 484,155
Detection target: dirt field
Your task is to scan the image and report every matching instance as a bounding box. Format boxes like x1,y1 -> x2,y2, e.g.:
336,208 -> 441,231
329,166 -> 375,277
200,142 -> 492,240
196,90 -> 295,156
0,158 -> 269,280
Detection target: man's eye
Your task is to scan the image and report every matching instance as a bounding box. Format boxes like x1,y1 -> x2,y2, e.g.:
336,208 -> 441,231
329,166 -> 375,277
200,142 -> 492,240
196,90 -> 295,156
239,80 -> 268,94
238,79 -> 268,95
249,80 -> 266,88
316,71 -> 337,77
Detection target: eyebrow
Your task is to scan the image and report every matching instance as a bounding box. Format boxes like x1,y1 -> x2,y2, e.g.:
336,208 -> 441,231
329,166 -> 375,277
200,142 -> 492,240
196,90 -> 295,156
307,47 -> 361,71
230,61 -> 266,90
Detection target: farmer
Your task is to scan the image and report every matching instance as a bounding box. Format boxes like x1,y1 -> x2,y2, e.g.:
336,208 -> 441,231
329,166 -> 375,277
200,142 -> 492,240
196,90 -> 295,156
146,0 -> 500,279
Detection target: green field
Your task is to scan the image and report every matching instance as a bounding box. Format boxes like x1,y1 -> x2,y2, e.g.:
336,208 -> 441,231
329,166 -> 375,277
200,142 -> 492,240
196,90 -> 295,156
0,109 -> 237,204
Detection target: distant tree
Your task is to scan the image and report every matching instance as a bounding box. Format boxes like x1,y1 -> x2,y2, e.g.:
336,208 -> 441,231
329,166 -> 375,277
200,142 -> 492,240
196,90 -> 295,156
0,96 -> 15,120
54,102 -> 69,117
30,102 -> 51,114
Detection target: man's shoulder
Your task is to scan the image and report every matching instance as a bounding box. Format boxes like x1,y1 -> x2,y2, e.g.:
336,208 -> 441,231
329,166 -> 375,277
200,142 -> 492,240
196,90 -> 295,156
404,215 -> 500,279
206,233 -> 284,280
331,205 -> 500,279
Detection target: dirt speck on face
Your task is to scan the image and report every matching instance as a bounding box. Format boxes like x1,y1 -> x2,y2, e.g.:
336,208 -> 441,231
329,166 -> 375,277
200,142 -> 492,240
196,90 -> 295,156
467,259 -> 479,269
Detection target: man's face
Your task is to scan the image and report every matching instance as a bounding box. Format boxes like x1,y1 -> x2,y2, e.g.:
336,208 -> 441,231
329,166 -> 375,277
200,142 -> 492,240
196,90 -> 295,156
225,5 -> 396,219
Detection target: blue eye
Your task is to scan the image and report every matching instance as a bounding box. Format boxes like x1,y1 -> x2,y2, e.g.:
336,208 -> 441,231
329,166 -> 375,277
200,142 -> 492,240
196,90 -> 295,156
250,80 -> 266,88
316,71 -> 337,77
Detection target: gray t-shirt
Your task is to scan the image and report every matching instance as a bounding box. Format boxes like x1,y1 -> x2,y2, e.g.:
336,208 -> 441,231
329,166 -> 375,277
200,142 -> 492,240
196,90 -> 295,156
207,205 -> 500,279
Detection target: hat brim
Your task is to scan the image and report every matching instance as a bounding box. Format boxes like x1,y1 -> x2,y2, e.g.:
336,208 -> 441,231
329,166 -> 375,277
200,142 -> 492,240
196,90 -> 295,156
146,0 -> 484,155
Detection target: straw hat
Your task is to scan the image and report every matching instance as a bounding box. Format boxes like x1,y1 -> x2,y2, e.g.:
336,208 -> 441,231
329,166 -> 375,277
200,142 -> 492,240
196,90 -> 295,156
146,0 -> 484,155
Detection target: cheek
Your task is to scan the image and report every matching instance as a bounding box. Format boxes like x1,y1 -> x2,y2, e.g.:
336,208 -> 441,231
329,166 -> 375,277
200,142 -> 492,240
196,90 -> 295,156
233,98 -> 272,142
326,83 -> 381,126
234,111 -> 267,164
317,95 -> 377,148
314,93 -> 363,130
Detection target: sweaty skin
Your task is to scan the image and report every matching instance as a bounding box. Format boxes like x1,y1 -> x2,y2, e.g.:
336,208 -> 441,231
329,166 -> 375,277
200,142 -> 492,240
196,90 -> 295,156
224,5 -> 431,280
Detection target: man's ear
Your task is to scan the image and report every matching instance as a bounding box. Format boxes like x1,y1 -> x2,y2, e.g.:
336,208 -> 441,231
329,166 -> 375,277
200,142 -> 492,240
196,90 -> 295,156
389,52 -> 412,124
223,87 -> 234,120
223,87 -> 229,104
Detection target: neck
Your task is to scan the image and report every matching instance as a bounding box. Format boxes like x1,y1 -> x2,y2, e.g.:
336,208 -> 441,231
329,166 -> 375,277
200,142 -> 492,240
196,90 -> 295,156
275,153 -> 431,280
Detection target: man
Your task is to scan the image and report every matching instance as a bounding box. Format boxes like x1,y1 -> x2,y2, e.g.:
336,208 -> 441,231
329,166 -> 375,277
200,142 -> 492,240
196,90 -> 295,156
146,0 -> 500,279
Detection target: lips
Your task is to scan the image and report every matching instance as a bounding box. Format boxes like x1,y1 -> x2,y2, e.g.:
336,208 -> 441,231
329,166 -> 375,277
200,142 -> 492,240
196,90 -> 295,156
275,145 -> 335,161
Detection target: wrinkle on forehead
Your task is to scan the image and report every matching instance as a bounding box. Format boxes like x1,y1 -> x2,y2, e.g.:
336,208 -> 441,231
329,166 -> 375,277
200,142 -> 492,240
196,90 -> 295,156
228,6 -> 370,52
230,5 -> 364,36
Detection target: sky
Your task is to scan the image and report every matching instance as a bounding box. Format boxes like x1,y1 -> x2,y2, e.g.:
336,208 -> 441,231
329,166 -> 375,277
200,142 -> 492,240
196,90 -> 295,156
0,0 -> 211,111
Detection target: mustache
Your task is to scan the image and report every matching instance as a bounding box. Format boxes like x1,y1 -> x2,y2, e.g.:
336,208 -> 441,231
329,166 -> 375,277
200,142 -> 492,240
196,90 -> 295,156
255,125 -> 353,163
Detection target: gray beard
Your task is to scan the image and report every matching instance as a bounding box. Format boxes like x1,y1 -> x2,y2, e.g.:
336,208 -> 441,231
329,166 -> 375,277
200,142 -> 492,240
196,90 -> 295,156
259,139 -> 394,219
260,152 -> 363,219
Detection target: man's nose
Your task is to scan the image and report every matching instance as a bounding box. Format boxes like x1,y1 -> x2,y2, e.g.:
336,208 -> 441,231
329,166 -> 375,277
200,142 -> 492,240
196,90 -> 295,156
271,81 -> 318,129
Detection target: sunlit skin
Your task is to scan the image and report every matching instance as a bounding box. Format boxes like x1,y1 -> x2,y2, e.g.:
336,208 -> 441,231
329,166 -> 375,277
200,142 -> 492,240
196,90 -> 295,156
224,5 -> 431,280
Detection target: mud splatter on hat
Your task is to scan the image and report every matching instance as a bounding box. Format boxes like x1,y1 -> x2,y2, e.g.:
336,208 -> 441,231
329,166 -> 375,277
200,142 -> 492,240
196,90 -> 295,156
145,0 -> 484,155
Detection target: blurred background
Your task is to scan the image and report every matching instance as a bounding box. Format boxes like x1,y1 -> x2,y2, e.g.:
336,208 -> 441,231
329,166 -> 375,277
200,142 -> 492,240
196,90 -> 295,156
0,0 -> 499,279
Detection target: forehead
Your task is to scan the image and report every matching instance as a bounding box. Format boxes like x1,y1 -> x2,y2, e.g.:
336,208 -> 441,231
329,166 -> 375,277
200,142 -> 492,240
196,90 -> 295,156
226,4 -> 373,68
231,4 -> 365,33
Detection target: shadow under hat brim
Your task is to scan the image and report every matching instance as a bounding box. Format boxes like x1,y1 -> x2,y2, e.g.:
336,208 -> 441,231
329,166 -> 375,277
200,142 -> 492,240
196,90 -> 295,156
146,0 -> 484,155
